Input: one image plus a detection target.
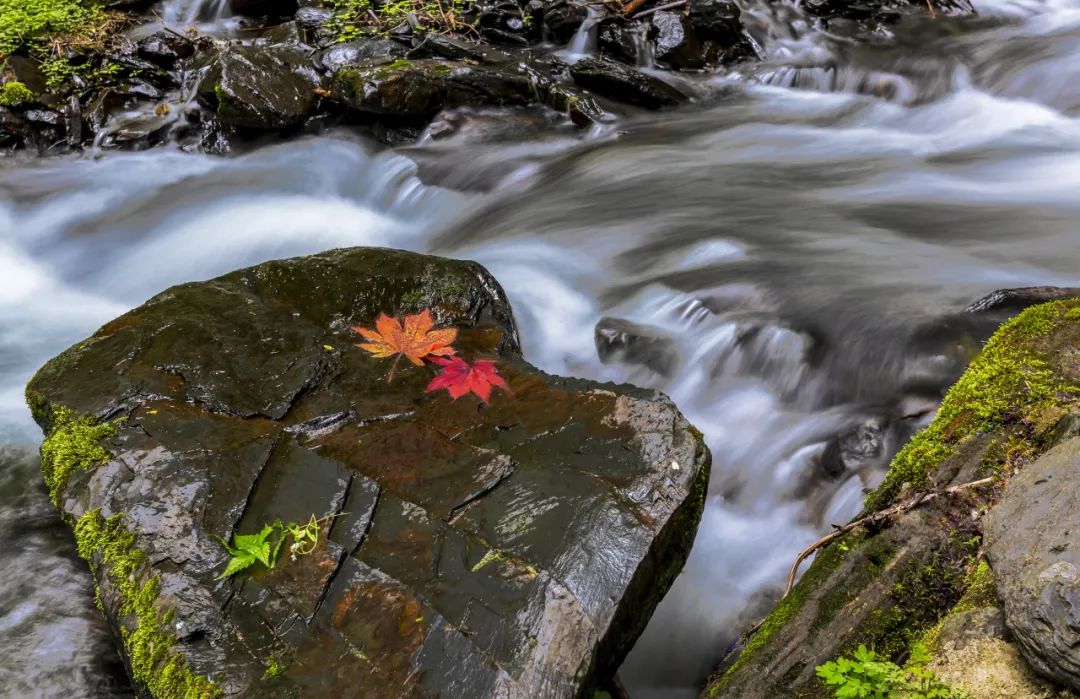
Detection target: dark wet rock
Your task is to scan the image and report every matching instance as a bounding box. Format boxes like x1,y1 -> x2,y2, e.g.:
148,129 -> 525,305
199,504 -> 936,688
544,1 -> 589,44
28,247 -> 709,699
0,107 -> 31,148
652,11 -> 704,69
569,57 -> 687,109
196,44 -> 323,130
315,40 -> 410,73
686,0 -> 742,43
410,36 -> 519,65
296,5 -> 334,42
231,0 -> 299,17
820,417 -> 887,478
986,437 -> 1080,691
476,0 -> 530,45
136,31 -> 196,68
598,18 -> 647,65
967,286 -> 1080,314
596,317 -> 681,378
3,56 -> 49,96
331,59 -> 538,118
547,83 -> 610,126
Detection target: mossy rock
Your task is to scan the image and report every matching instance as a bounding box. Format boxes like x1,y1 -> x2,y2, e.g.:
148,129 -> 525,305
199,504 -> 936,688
703,299 -> 1080,699
27,246 -> 710,698
330,58 -> 539,118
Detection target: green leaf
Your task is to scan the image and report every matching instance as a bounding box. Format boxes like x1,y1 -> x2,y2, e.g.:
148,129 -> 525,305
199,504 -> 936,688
220,553 -> 257,578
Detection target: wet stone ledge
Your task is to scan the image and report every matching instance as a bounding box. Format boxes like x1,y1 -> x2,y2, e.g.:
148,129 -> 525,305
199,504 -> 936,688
26,246 -> 710,698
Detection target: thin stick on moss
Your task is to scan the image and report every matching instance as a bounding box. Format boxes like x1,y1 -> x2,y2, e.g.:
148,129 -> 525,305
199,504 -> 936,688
782,477 -> 994,600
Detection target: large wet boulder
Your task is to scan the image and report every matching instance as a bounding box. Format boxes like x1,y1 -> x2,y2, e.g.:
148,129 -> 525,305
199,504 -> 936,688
27,247 -> 709,698
331,59 -> 538,118
569,57 -> 688,109
986,437 -> 1080,691
196,44 -> 323,130
704,298 -> 1080,698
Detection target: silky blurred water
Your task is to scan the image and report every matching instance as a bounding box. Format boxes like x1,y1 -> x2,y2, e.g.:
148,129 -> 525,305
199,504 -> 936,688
3,1 -> 1080,696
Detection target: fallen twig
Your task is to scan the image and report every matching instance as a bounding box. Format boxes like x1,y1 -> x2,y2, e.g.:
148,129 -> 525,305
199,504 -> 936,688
737,476 -> 995,641
632,0 -> 687,17
622,0 -> 652,16
782,477 -> 994,599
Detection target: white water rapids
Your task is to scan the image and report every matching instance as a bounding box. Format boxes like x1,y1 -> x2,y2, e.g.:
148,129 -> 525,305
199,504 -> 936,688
3,0 -> 1080,696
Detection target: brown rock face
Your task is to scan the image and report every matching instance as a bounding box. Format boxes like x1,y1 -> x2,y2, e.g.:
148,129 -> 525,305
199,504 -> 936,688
27,247 -> 709,698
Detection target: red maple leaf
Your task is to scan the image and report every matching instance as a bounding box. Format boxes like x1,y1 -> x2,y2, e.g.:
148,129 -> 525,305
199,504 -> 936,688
425,357 -> 510,403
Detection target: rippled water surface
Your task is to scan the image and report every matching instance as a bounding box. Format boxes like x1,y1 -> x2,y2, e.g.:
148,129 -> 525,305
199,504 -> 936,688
3,1 -> 1080,696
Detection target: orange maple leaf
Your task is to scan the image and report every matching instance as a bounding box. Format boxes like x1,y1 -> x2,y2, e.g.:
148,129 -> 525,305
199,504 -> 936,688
352,309 -> 457,368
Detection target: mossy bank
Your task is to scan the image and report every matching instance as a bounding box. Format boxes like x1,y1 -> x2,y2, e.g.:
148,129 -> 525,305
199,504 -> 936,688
705,298 -> 1080,699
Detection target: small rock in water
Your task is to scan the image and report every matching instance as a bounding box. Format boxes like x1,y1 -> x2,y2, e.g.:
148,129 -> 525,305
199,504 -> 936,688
595,316 -> 682,378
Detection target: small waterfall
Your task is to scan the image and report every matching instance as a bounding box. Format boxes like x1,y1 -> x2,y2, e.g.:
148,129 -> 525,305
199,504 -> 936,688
633,22 -> 655,69
161,0 -> 231,26
90,68 -> 208,153
564,6 -> 602,60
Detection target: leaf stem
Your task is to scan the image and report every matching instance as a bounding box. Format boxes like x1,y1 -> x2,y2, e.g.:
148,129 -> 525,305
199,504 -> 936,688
388,354 -> 402,384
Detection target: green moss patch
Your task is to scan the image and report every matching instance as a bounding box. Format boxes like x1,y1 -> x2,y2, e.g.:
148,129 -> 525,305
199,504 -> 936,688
0,0 -> 103,53
75,509 -> 221,699
1,0 -> 127,91
0,80 -> 34,104
39,406 -> 120,506
866,299 -> 1080,511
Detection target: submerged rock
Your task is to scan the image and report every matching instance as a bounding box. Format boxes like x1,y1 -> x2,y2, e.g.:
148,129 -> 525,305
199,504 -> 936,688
986,438 -> 1080,691
27,247 -> 709,698
196,44 -> 323,130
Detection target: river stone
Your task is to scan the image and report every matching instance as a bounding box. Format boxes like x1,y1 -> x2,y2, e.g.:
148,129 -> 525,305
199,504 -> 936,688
651,11 -> 705,69
569,57 -> 688,109
196,44 -> 323,130
986,437 -> 1080,691
27,247 -> 709,698
331,59 -> 538,118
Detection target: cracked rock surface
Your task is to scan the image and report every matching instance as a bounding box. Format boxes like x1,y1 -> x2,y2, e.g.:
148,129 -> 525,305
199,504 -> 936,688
26,247 -> 709,698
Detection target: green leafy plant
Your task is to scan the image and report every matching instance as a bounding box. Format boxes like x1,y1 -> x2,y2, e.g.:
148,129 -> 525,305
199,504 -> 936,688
218,514 -> 334,579
816,644 -> 970,699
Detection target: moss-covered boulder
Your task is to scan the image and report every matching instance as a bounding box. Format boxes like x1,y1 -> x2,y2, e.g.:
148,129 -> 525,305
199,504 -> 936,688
330,58 -> 539,118
196,44 -> 324,130
703,298 -> 1080,699
26,247 -> 709,698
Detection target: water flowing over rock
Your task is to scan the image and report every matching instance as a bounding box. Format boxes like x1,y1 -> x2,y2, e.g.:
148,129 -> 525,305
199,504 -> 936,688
26,247 -> 709,698
986,437 -> 1080,692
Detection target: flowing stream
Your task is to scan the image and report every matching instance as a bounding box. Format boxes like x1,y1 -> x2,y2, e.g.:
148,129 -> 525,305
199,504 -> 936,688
3,0 -> 1080,696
